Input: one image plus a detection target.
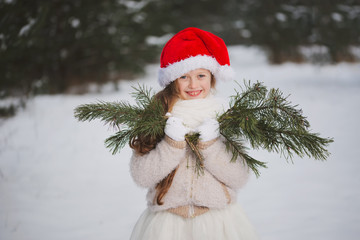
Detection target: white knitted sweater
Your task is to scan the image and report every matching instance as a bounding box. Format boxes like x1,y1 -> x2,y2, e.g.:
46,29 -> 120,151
130,97 -> 250,212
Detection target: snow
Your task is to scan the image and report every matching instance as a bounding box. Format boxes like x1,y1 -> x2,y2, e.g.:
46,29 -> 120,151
1,46 -> 360,240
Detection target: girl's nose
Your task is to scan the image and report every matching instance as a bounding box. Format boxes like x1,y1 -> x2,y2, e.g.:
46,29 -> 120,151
189,77 -> 199,89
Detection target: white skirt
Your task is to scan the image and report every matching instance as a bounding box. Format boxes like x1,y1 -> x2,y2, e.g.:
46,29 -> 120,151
130,204 -> 259,240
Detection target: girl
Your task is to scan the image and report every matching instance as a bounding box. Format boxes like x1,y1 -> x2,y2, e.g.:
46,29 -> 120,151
129,27 -> 259,240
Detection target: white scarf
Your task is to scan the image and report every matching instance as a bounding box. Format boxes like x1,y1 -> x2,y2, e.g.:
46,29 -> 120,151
170,95 -> 227,129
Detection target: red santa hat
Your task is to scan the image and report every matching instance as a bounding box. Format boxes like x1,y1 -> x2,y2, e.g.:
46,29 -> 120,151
158,27 -> 235,87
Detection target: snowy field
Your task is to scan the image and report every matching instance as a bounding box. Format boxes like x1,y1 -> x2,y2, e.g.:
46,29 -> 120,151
1,46 -> 360,240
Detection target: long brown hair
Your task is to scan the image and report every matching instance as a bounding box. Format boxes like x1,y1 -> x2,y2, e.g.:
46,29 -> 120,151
130,75 -> 216,205
129,81 -> 179,205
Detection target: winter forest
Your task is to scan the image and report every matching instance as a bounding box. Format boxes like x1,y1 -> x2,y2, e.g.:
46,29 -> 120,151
1,0 -> 360,239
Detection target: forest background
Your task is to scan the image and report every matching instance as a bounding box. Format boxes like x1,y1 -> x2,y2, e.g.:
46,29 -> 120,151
1,0 -> 359,117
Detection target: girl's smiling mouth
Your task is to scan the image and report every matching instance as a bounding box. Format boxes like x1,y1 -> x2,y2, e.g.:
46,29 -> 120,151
186,90 -> 202,97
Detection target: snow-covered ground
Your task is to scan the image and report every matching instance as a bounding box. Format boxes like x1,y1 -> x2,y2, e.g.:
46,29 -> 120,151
1,46 -> 359,240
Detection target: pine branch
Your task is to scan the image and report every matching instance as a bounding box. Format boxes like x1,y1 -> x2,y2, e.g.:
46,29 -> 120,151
233,81 -> 267,108
131,84 -> 154,108
218,80 -> 333,176
221,132 -> 267,177
74,85 -> 167,154
185,133 -> 205,175
74,100 -> 142,129
105,129 -> 134,155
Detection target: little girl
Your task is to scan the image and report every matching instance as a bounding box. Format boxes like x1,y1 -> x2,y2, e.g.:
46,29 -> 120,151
129,27 -> 259,240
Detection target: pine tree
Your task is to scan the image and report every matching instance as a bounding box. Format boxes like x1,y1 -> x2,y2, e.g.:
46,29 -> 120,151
74,82 -> 333,176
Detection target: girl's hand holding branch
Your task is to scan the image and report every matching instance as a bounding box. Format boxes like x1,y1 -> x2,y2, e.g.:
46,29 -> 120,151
196,118 -> 220,142
165,115 -> 192,141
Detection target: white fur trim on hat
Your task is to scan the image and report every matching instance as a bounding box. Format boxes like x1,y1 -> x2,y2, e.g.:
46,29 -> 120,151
158,55 -> 235,88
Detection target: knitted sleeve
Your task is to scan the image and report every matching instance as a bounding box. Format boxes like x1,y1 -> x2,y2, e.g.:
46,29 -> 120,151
130,136 -> 186,188
201,138 -> 250,190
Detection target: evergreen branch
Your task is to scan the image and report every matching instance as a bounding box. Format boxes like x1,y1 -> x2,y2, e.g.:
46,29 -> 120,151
218,80 -> 333,175
74,100 -> 142,128
220,132 -> 267,178
131,84 -> 154,108
185,133 -> 205,176
105,129 -> 133,155
74,85 -> 167,155
232,81 -> 267,108
248,117 -> 333,161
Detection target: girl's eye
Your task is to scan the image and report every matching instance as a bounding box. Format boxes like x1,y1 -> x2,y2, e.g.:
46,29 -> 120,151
179,75 -> 187,79
198,74 -> 205,78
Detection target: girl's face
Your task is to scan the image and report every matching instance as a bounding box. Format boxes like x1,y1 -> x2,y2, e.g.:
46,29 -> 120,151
176,68 -> 212,100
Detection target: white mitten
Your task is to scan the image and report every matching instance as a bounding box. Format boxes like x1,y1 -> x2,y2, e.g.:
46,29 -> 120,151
165,116 -> 191,141
196,118 -> 220,142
